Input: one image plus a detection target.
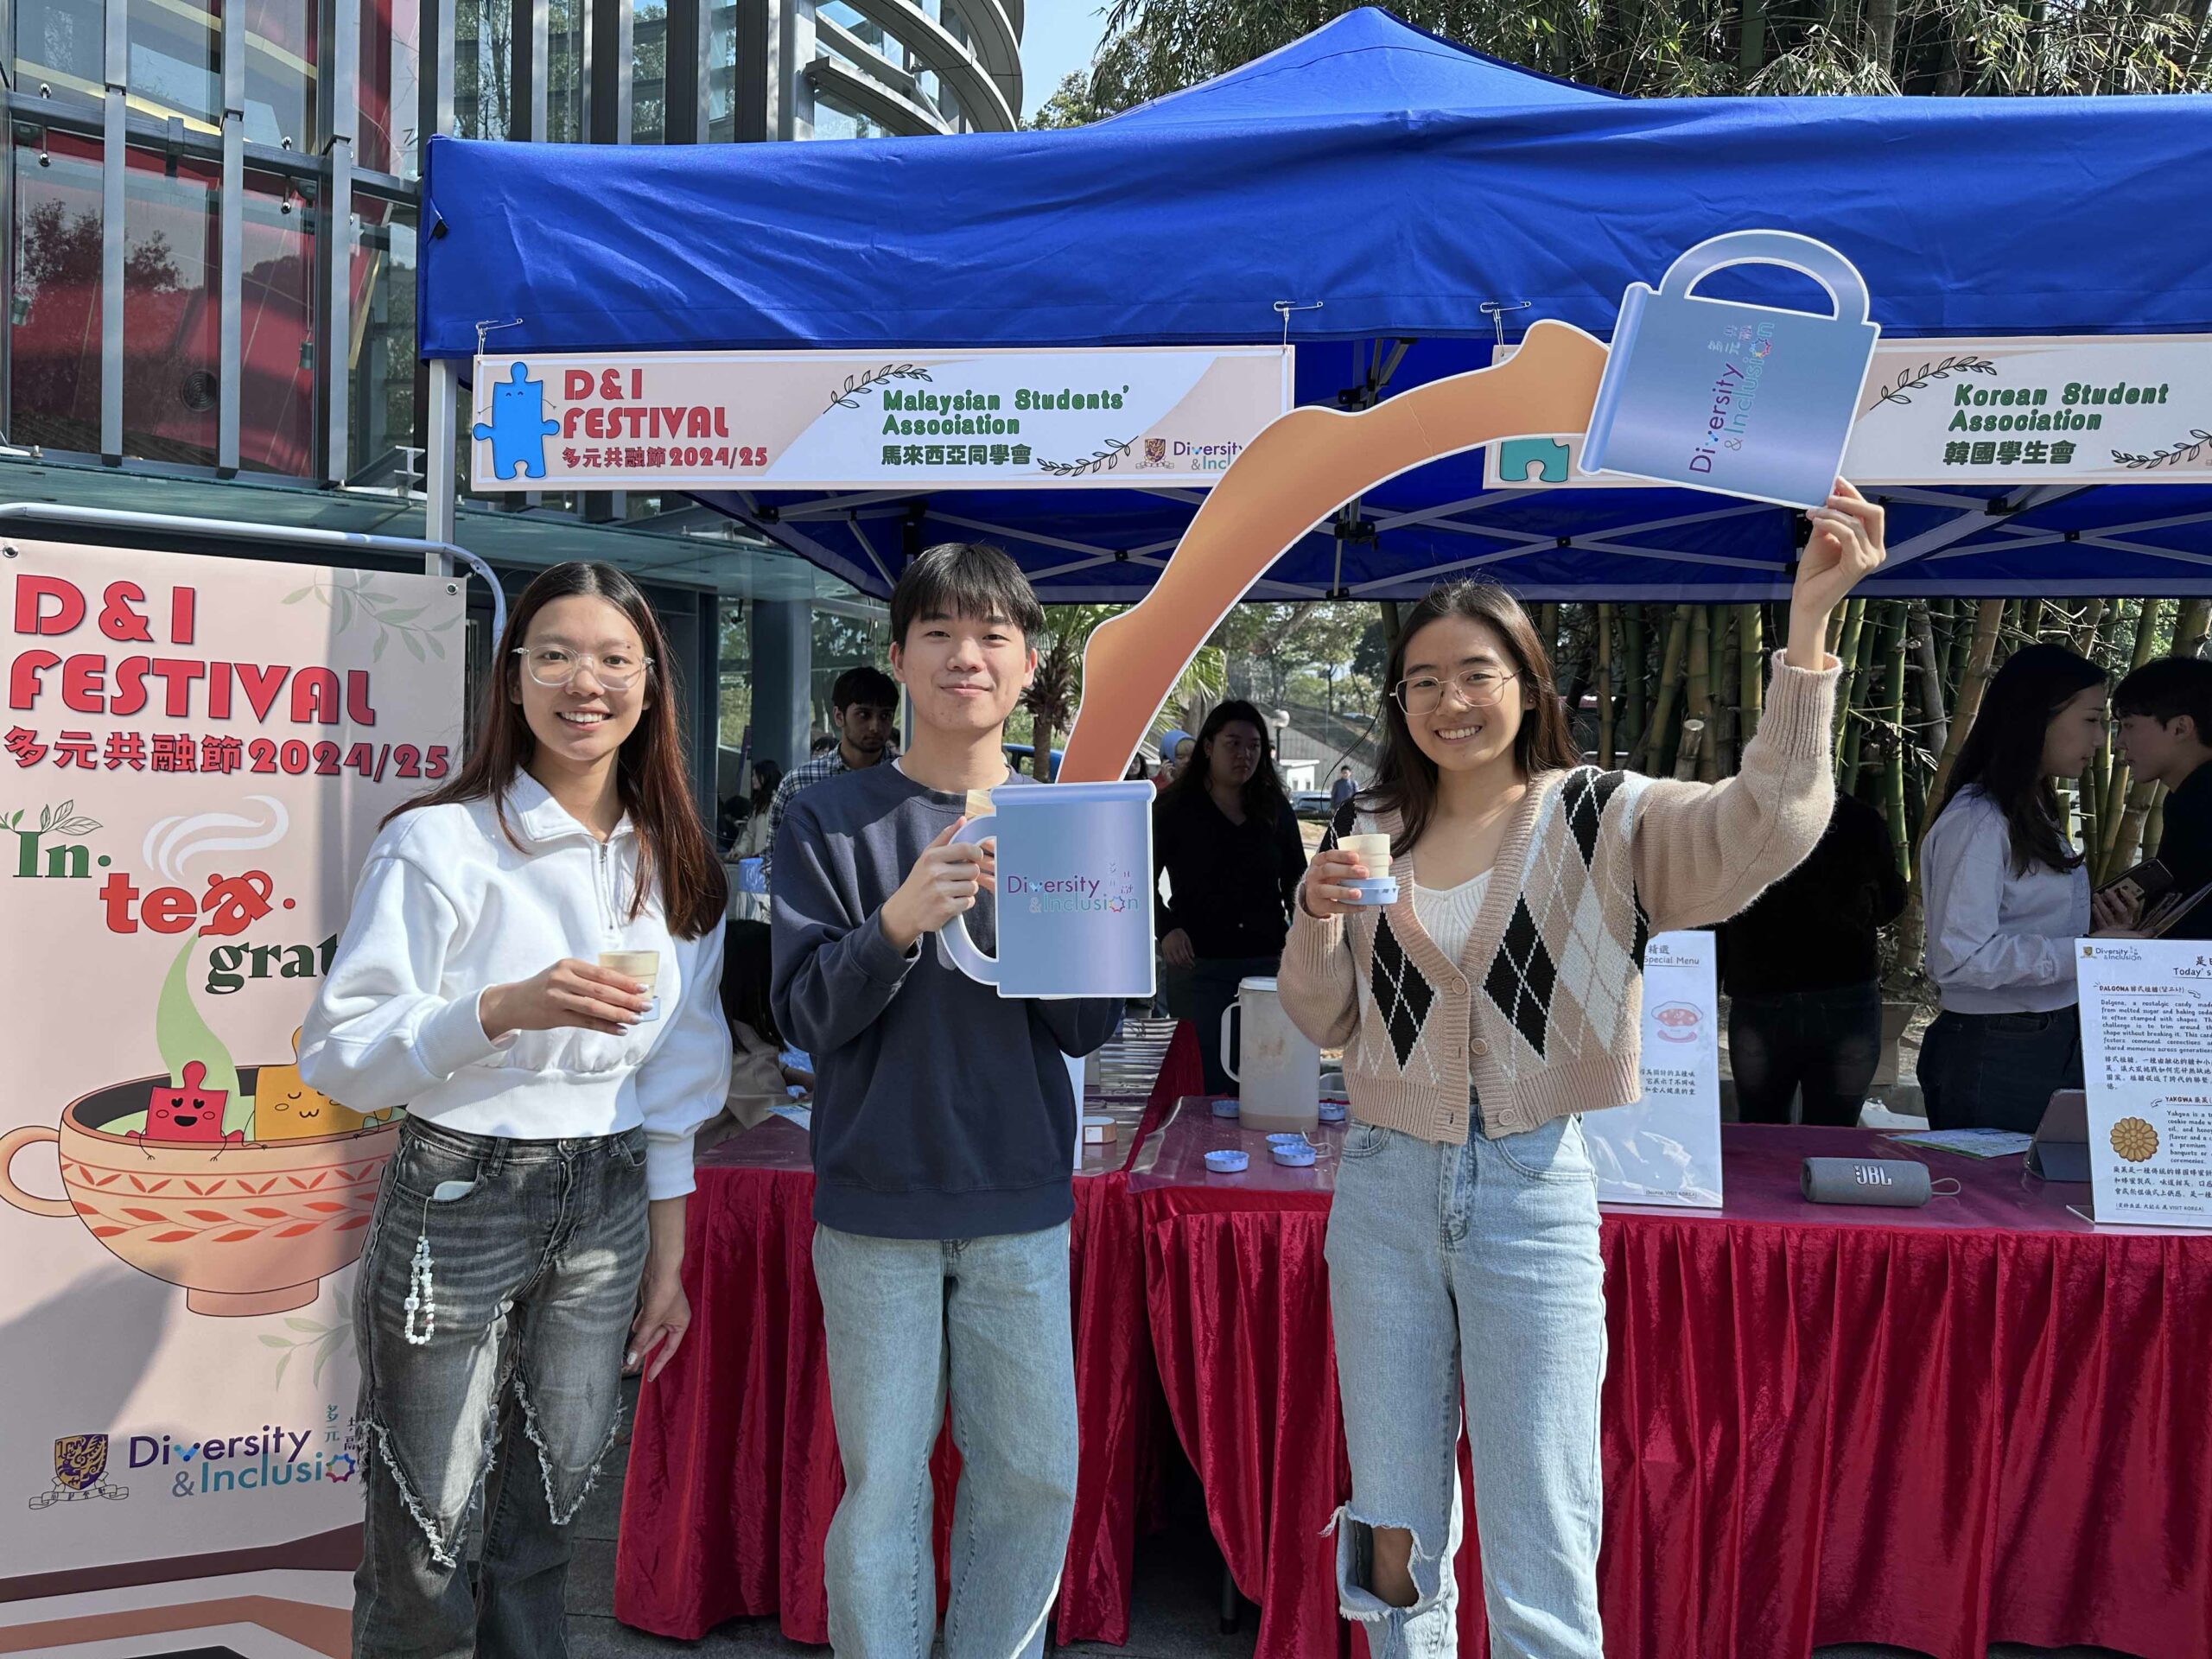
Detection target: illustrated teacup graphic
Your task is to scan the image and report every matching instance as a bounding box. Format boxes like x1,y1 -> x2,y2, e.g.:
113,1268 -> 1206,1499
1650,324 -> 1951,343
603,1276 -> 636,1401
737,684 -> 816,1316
938,781 -> 1157,1000
0,1067 -> 402,1317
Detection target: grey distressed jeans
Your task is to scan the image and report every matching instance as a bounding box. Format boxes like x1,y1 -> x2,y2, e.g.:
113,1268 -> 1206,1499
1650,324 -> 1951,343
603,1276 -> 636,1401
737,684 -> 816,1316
352,1116 -> 649,1659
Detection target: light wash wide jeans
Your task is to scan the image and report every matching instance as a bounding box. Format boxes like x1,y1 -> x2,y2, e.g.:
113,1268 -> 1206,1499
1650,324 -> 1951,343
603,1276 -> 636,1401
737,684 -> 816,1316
353,1116 -> 649,1659
812,1220 -> 1079,1659
1325,1113 -> 1608,1659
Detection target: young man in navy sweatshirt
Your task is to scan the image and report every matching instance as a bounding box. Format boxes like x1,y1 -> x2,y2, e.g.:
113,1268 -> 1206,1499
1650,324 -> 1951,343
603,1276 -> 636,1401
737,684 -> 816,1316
770,542 -> 1122,1657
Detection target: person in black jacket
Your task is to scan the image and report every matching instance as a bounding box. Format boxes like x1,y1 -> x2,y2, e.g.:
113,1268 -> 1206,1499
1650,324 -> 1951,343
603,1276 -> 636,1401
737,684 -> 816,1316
1155,700 -> 1309,1094
1719,791 -> 1905,1125
2114,655 -> 2212,938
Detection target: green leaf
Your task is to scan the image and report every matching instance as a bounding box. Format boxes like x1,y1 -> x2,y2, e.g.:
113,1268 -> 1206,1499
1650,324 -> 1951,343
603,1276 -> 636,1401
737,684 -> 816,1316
334,588 -> 354,631
404,630 -> 425,661
284,1316 -> 323,1332
378,607 -> 425,625
55,800 -> 72,822
258,1334 -> 293,1349
273,1348 -> 292,1387
283,587 -> 313,603
424,632 -> 444,658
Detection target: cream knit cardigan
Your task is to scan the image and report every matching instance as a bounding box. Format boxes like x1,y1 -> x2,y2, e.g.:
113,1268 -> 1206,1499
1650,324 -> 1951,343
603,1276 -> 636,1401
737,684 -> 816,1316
1279,655 -> 1840,1144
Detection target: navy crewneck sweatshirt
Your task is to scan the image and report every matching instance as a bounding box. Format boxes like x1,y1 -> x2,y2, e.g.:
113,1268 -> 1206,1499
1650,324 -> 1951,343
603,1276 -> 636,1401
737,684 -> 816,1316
769,761 -> 1123,1239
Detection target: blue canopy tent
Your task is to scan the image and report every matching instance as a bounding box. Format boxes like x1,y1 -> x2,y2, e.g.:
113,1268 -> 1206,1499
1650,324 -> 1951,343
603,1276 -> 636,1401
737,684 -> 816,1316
417,8 -> 2212,601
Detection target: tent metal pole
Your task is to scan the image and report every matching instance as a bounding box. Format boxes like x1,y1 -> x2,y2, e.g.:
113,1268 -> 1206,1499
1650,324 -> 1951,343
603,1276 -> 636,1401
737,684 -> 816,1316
0,500 -> 505,644
1881,484 -> 2089,573
427,359 -> 460,569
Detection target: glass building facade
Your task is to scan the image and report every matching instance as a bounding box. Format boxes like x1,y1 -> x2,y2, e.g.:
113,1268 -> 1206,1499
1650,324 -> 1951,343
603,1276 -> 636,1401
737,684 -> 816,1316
0,0 -> 1023,804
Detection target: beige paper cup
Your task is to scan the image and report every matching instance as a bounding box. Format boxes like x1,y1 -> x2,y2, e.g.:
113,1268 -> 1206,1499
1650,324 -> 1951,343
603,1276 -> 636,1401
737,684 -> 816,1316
599,949 -> 662,1020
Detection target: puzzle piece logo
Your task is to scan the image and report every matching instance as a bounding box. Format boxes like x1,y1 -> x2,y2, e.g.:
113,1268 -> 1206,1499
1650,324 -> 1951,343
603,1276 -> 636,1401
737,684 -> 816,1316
472,361 -> 561,480
1498,436 -> 1572,484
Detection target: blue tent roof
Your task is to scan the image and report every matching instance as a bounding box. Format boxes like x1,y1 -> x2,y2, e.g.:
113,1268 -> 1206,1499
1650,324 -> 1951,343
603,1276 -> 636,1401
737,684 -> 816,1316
419,9 -> 2212,600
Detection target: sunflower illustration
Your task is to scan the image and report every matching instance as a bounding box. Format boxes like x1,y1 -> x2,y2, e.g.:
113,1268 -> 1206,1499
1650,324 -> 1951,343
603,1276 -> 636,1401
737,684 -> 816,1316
2110,1117 -> 2160,1164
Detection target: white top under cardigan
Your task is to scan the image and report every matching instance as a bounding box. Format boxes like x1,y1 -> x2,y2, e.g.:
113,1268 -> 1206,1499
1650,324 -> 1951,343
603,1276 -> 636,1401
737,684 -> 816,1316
1919,785 -> 2091,1016
299,771 -> 730,1199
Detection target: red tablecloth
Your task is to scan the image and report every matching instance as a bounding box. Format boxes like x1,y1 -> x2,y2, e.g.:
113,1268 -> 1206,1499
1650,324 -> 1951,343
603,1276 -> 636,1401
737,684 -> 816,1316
1136,1109 -> 2212,1659
614,1031 -> 1192,1645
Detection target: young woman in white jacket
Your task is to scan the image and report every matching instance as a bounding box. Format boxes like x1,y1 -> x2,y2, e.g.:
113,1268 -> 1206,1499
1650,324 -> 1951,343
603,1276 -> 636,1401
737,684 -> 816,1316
301,561 -> 728,1658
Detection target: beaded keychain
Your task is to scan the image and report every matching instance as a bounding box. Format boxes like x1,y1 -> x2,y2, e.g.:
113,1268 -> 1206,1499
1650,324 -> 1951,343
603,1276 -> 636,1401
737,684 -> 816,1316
404,1229 -> 437,1344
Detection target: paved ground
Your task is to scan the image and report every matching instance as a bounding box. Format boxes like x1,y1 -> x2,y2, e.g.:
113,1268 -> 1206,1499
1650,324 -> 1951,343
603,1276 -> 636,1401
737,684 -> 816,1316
566,1381 -> 2135,1659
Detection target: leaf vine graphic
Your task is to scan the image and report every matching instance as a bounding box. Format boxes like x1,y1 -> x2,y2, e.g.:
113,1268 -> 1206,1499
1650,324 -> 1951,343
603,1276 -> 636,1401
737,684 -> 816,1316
2111,429 -> 2212,470
3,800 -> 101,836
259,1288 -> 354,1387
1869,355 -> 1999,410
1035,437 -> 1137,479
282,571 -> 458,663
827,363 -> 934,412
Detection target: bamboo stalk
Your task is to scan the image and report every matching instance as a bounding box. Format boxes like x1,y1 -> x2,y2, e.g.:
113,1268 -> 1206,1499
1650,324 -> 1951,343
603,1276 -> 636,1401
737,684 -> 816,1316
1673,719 -> 1707,782
1928,600 -> 2004,816
1688,607 -> 1717,783
1830,598 -> 1869,772
1595,603 -> 1617,769
1738,602 -> 1764,750
1882,605 -> 1910,881
2177,597 -> 2212,658
1908,599 -> 1948,762
1717,607 -> 1741,776
1623,605 -> 1649,762
1638,605 -> 1691,772
1839,613 -> 1877,792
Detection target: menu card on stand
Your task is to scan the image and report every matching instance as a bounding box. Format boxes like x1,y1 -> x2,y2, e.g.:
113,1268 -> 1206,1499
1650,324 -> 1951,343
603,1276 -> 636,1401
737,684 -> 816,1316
1584,931 -> 1724,1209
2075,940 -> 2212,1229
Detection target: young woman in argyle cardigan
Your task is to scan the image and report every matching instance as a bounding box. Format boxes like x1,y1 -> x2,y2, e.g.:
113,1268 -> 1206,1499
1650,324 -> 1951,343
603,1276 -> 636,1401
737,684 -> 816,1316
1281,481 -> 1886,1655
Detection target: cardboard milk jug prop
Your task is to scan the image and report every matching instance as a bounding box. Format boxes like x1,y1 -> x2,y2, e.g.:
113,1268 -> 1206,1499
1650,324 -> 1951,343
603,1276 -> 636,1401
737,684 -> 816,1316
1580,230 -> 1881,510
938,780 -> 1158,999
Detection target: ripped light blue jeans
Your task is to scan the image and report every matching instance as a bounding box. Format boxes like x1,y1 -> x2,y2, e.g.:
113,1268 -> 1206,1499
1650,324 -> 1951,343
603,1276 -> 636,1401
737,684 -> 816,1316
353,1116 -> 649,1659
1324,1113 -> 1607,1659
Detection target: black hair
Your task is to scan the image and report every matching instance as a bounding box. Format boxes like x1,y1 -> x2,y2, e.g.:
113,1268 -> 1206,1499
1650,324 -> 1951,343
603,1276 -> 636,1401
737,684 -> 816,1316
810,734 -> 837,754
749,758 -> 783,813
889,541 -> 1046,647
1162,699 -> 1290,826
831,664 -> 899,713
1929,643 -> 2107,876
719,919 -> 780,1046
2113,656 -> 2212,745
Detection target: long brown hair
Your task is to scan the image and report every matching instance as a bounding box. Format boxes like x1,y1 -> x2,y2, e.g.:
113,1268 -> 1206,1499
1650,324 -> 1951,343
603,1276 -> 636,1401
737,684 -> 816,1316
1367,582 -> 1581,855
386,562 -> 727,938
1161,699 -> 1290,826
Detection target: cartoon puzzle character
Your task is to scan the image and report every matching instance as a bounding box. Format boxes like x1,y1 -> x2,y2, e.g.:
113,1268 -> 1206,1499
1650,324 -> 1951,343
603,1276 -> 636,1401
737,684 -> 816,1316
471,361 -> 561,480
135,1062 -> 243,1147
1499,436 -> 1572,484
254,1029 -> 391,1140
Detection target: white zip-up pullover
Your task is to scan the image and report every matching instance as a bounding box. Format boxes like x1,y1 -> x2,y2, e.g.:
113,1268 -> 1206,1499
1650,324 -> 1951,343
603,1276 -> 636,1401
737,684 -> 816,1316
300,772 -> 728,1199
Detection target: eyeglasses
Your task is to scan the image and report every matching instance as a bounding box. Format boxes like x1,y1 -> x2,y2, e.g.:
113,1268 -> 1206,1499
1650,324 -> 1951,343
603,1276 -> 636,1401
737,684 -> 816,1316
1393,668 -> 1520,716
513,646 -> 653,693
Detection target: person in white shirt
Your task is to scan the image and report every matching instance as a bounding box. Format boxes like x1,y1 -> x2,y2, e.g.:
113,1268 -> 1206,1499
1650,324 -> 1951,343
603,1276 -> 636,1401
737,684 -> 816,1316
1918,643 -> 2134,1133
301,561 -> 729,1658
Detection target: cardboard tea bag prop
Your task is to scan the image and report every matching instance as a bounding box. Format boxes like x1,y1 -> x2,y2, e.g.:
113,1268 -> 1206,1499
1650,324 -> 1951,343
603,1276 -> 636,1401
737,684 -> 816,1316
1054,232 -> 1876,788
1580,230 -> 1879,509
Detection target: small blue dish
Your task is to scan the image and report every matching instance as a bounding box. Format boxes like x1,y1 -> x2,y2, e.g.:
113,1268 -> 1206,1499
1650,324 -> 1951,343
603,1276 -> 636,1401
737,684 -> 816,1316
1270,1141 -> 1318,1167
1318,1100 -> 1348,1124
1211,1098 -> 1241,1118
1205,1149 -> 1249,1174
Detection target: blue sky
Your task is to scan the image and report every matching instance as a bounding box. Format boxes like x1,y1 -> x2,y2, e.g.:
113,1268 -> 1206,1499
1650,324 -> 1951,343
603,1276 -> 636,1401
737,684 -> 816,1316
1019,3 -> 1113,118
